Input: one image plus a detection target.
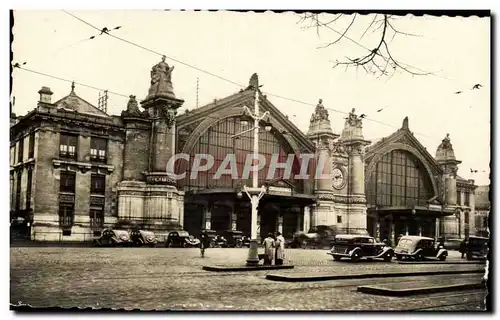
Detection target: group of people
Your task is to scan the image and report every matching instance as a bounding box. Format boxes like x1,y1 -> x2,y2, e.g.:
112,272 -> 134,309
262,232 -> 286,265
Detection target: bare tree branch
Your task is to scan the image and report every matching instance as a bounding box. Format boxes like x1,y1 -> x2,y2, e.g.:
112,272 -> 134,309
317,14 -> 357,49
299,13 -> 429,78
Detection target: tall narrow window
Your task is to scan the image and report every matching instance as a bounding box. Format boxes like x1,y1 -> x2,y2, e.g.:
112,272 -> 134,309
90,174 -> 105,227
28,131 -> 35,159
464,192 -> 470,207
59,171 -> 76,227
17,138 -> 24,163
90,174 -> 105,195
90,137 -> 107,163
15,171 -> 22,211
457,191 -> 462,206
59,133 -> 78,160
26,169 -> 33,210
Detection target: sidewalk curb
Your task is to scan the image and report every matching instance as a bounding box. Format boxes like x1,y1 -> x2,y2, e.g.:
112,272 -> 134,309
397,261 -> 486,265
265,268 -> 484,282
203,265 -> 294,272
357,282 -> 485,296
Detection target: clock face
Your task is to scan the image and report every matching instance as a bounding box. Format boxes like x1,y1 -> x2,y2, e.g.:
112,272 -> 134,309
332,167 -> 346,190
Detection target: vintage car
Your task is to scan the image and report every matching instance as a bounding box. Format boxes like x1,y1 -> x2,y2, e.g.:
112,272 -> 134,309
165,231 -> 200,248
394,236 -> 448,261
465,236 -> 489,260
130,229 -> 158,247
221,230 -> 245,248
328,234 -> 394,262
94,228 -> 131,247
291,225 -> 338,249
443,236 -> 465,251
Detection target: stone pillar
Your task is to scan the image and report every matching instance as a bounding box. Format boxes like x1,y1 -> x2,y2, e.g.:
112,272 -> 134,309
339,109 -> 370,235
231,213 -> 237,231
277,214 -> 283,234
303,206 -> 311,232
203,203 -> 212,230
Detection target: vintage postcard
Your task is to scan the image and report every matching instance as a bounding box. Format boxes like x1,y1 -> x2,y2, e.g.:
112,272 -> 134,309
9,8 -> 490,312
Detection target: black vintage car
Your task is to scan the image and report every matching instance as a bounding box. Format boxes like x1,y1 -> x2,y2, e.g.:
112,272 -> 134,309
394,236 -> 448,261
165,231 -> 200,248
465,236 -> 489,260
94,229 -> 131,247
221,230 -> 245,248
291,225 -> 338,249
130,229 -> 158,247
328,234 -> 394,262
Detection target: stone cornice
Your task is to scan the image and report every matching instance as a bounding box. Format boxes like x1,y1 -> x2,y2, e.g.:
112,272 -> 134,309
52,159 -> 114,174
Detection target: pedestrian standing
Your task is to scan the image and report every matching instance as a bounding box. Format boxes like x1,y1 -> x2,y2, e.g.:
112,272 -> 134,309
262,233 -> 275,265
200,231 -> 210,258
459,239 -> 466,259
275,232 -> 285,265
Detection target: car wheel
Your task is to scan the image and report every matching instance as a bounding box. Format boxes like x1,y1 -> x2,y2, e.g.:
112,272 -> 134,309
383,252 -> 393,262
439,254 -> 447,261
333,255 -> 342,261
351,251 -> 361,262
416,252 -> 424,261
301,241 -> 308,249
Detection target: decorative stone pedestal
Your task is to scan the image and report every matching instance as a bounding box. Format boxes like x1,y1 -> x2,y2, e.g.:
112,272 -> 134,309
117,176 -> 184,242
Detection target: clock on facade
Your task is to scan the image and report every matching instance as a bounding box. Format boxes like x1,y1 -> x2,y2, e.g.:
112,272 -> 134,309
332,167 -> 346,190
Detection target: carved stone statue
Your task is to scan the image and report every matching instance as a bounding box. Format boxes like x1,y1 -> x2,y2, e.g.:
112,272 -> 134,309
127,95 -> 140,114
310,99 -> 329,122
121,95 -> 142,117
157,107 -> 177,128
438,133 -> 453,150
345,108 -> 362,128
147,55 -> 175,99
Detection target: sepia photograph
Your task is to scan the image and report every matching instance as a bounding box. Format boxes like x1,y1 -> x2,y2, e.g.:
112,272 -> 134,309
8,6 -> 491,313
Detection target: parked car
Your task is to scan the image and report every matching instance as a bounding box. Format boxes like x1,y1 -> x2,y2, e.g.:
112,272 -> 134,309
394,236 -> 447,261
466,236 -> 489,260
165,231 -> 200,248
130,229 -> 158,247
290,225 -> 338,249
328,234 -> 394,262
443,237 -> 464,251
211,234 -> 228,248
241,235 -> 251,248
221,230 -> 245,248
94,228 -> 131,247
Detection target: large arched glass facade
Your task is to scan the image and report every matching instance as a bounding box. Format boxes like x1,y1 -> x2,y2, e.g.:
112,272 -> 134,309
178,117 -> 302,192
366,150 -> 434,207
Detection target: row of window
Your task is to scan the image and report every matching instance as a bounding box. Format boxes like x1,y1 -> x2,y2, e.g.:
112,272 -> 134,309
366,150 -> 434,207
59,133 -> 107,163
13,132 -> 36,164
12,169 -> 33,212
457,191 -> 471,206
180,117 -> 302,191
59,172 -> 106,227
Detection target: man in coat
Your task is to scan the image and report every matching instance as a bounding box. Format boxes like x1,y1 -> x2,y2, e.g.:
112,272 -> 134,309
275,232 -> 285,265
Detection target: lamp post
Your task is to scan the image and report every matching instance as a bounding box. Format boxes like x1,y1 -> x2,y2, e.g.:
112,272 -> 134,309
232,88 -> 271,266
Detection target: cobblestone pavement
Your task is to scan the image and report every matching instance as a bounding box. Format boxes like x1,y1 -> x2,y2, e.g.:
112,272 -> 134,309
10,247 -> 488,311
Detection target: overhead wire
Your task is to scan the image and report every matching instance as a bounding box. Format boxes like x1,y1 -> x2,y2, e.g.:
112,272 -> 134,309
59,10 -> 433,138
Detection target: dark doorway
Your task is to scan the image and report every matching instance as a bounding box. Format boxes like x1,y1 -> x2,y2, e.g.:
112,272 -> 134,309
211,204 -> 231,234
184,204 -> 203,236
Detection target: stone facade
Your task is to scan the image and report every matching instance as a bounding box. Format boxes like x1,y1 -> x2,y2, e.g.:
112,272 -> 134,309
10,62 -> 479,242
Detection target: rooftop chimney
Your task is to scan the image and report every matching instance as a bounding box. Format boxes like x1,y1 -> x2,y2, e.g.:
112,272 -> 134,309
38,86 -> 53,104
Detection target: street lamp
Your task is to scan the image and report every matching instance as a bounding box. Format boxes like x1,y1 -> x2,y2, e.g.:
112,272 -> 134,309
231,88 -> 270,266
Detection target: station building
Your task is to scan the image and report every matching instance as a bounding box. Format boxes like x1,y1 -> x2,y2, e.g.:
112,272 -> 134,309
10,58 -> 479,243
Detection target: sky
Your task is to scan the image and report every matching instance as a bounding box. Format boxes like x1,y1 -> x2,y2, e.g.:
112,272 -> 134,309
11,10 -> 491,185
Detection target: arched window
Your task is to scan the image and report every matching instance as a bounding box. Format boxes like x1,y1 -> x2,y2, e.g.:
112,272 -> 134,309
178,117 -> 302,192
366,150 -> 433,207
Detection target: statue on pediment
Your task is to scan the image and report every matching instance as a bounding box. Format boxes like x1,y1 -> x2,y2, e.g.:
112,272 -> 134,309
147,55 -> 175,99
310,99 -> 329,122
345,108 -> 362,128
438,133 -> 453,150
